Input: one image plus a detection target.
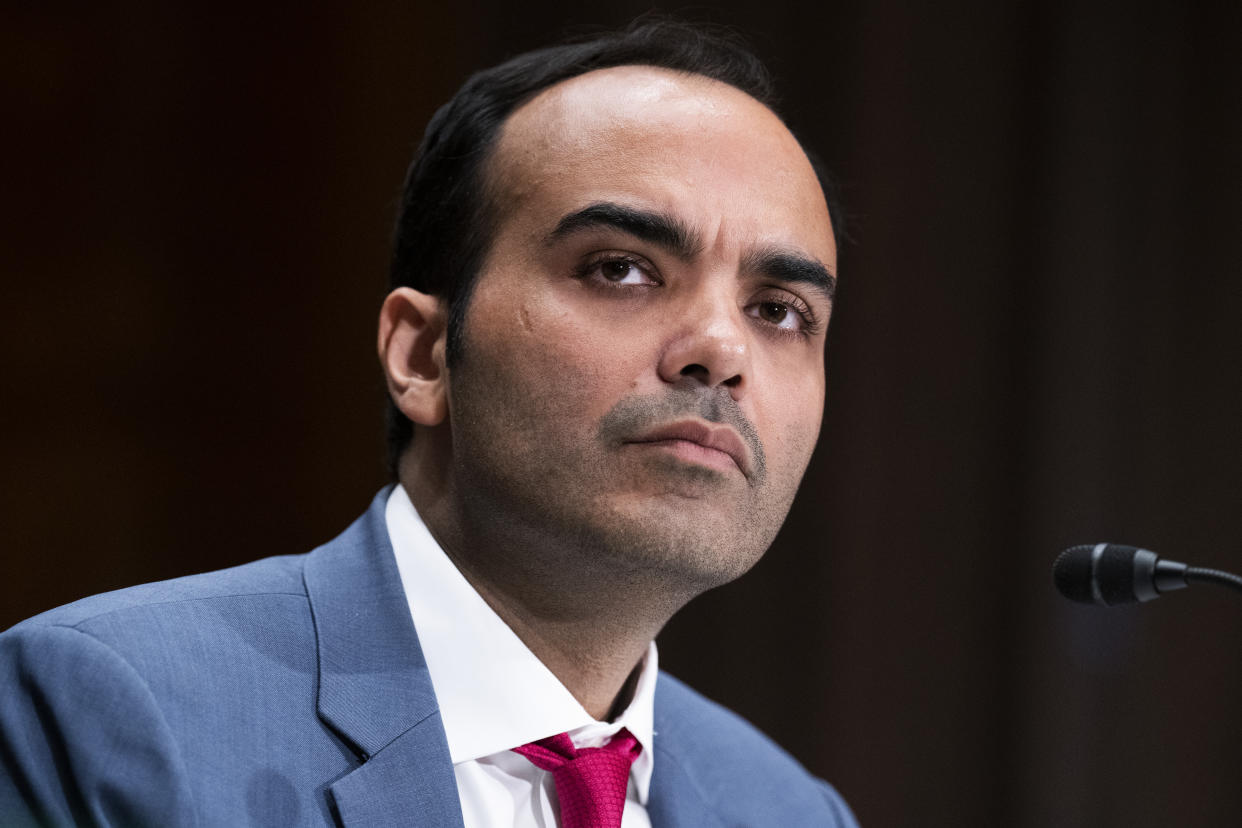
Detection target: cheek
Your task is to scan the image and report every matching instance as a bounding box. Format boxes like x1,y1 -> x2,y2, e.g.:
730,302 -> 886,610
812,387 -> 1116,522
761,408 -> 821,480
755,365 -> 825,472
473,296 -> 648,426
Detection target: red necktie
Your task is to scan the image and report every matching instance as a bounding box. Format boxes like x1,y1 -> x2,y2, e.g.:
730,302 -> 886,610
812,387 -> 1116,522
513,729 -> 641,828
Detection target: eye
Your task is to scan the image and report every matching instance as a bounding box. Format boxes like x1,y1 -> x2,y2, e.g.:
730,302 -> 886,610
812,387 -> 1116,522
746,293 -> 816,334
755,301 -> 797,328
576,253 -> 659,287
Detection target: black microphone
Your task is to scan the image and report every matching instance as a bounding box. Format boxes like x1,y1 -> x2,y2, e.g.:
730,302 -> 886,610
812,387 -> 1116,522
1053,543 -> 1242,606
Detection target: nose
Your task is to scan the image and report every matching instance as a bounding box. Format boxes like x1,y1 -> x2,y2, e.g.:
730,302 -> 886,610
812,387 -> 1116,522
657,292 -> 750,397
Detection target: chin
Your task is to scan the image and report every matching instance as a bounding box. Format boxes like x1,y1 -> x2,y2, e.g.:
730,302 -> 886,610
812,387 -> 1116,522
581,492 -> 779,589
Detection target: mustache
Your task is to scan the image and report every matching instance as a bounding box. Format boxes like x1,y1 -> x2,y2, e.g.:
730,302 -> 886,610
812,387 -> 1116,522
597,386 -> 767,482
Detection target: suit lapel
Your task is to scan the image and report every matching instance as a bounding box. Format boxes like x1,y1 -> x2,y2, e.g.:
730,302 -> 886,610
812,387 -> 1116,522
327,715 -> 463,827
304,489 -> 464,827
647,674 -> 726,828
647,757 -> 724,828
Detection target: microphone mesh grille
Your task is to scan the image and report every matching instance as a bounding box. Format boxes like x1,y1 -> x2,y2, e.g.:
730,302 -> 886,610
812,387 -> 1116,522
1053,545 -> 1097,603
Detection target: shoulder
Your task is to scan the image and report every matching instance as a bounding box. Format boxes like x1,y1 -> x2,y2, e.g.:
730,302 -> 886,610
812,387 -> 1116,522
0,556 -> 309,826
0,554 -> 337,825
0,495 -> 396,826
6,553 -> 308,634
652,671 -> 858,827
0,553 -> 316,722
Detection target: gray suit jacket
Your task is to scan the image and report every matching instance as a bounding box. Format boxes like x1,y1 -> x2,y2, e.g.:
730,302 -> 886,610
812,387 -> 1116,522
0,490 -> 858,826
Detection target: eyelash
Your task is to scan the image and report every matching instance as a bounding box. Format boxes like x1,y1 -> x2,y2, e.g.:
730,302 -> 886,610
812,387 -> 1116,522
573,252 -> 822,338
573,252 -> 659,287
753,292 -> 823,339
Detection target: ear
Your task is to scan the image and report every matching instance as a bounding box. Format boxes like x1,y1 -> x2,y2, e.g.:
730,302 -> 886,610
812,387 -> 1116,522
378,287 -> 449,427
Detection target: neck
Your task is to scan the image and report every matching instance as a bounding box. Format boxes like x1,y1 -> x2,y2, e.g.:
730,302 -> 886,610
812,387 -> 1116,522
446,554 -> 656,720
400,443 -> 687,720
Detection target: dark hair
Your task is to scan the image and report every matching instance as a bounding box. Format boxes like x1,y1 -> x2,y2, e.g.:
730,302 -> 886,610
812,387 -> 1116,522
386,17 -> 844,474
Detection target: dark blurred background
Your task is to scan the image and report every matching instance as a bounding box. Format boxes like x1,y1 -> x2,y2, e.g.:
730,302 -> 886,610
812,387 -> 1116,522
3,2 -> 1240,825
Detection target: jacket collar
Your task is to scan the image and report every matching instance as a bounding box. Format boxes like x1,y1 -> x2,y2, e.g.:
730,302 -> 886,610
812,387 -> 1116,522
303,487 -> 464,827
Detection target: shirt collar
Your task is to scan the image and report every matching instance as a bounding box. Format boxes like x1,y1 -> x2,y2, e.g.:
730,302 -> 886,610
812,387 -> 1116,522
385,485 -> 657,801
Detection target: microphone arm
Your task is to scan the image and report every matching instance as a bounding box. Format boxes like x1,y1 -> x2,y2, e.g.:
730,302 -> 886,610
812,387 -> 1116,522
1185,566 -> 1242,594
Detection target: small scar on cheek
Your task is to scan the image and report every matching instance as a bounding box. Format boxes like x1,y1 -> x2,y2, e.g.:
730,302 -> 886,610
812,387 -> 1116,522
519,306 -> 533,333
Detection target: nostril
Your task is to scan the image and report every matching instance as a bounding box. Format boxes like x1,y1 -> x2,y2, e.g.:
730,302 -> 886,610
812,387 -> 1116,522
680,364 -> 710,381
678,363 -> 742,389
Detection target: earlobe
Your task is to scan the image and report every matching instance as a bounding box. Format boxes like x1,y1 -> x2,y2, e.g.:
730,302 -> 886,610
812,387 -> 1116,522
378,287 -> 449,427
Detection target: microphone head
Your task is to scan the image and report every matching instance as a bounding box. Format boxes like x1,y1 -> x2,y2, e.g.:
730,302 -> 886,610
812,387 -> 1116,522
1054,543 -> 1163,606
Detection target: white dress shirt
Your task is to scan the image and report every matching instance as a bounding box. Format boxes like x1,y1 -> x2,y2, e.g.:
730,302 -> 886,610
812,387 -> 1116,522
385,485 -> 657,828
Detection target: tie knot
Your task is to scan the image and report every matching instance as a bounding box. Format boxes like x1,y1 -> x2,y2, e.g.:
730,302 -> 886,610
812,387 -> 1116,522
513,729 -> 640,770
513,729 -> 641,828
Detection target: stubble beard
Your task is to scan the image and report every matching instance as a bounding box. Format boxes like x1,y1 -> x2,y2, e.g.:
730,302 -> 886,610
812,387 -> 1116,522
443,354 -> 805,607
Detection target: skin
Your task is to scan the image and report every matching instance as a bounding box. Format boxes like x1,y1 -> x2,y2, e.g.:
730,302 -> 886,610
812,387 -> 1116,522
379,66 -> 837,720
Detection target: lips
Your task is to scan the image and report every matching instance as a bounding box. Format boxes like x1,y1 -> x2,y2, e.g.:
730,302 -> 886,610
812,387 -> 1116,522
627,419 -> 752,477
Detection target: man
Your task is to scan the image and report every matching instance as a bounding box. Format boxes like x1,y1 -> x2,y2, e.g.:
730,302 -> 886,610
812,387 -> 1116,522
0,19 -> 857,827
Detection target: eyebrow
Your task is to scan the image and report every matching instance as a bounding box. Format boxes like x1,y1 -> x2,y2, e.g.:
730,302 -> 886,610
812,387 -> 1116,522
547,200 -> 835,299
546,202 -> 701,260
742,247 -> 837,301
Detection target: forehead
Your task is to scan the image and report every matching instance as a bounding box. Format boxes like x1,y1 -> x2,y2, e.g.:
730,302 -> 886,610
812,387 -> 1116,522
487,66 -> 836,265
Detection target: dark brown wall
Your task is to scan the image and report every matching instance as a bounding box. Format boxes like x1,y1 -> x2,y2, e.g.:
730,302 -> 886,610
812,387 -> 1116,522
4,3 -> 1240,825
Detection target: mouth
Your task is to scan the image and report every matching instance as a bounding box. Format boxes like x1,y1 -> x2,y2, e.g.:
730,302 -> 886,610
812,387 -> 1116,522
625,420 -> 752,478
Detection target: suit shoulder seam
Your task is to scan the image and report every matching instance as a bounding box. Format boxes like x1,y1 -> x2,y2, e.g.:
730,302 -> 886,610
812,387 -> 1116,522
52,590 -> 309,632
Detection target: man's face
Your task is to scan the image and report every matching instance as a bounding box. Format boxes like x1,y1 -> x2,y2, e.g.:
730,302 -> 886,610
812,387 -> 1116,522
444,66 -> 837,592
